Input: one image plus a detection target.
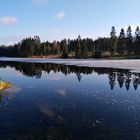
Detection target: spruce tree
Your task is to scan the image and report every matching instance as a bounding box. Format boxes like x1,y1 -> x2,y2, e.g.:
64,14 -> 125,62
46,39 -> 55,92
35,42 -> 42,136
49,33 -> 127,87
110,26 -> 117,54
81,39 -> 88,58
134,26 -> 140,54
75,35 -> 81,58
110,26 -> 116,38
117,28 -> 126,55
135,26 -> 140,40
126,26 -> 133,54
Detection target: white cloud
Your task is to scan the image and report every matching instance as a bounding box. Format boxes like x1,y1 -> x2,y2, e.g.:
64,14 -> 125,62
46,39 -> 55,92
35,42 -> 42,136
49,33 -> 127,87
56,89 -> 67,97
32,0 -> 47,4
0,35 -> 25,45
0,16 -> 17,25
55,11 -> 65,20
49,28 -> 61,33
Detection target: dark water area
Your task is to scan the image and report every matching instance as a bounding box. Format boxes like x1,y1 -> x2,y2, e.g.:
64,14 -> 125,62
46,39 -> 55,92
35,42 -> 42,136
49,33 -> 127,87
0,61 -> 140,140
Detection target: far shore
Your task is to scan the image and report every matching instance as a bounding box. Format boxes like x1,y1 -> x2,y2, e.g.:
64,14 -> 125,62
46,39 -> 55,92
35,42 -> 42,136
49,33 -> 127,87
30,54 -> 140,60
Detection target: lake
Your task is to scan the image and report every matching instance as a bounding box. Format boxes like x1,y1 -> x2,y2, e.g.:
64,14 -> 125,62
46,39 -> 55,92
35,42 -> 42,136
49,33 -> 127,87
0,61 -> 140,140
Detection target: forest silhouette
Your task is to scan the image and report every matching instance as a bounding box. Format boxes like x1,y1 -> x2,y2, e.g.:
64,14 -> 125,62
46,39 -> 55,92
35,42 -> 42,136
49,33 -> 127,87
0,26 -> 140,58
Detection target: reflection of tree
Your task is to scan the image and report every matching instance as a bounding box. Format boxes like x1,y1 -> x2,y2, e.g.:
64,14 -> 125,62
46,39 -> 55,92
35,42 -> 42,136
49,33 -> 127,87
133,74 -> 140,90
108,73 -> 116,90
76,73 -> 82,82
125,72 -> 131,90
0,61 -> 140,91
117,72 -> 125,89
0,61 -> 94,79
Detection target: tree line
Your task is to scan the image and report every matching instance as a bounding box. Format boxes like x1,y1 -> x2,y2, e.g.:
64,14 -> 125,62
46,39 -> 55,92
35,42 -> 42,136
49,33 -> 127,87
0,25 -> 140,58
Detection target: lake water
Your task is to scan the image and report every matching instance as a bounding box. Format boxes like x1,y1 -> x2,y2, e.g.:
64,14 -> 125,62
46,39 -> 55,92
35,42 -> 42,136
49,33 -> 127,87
0,61 -> 140,140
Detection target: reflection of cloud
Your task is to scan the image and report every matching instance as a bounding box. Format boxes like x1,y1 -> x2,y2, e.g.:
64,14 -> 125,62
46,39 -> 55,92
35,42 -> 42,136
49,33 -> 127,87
27,86 -> 34,89
49,28 -> 61,33
39,104 -> 55,117
2,86 -> 21,103
49,76 -> 61,81
32,0 -> 47,4
0,16 -> 17,25
5,86 -> 21,93
15,72 -> 23,77
56,89 -> 67,97
39,103 -> 65,124
55,11 -> 65,20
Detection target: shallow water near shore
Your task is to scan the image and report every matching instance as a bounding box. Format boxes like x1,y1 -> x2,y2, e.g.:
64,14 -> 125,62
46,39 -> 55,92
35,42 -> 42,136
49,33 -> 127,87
0,61 -> 140,139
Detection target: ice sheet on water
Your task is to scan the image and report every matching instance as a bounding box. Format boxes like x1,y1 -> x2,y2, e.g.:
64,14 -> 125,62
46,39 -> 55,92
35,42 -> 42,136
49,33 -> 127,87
0,57 -> 140,72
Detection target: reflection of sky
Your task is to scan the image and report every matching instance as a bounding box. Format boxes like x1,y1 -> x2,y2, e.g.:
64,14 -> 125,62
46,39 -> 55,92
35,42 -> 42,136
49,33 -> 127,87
1,67 -> 140,96
0,66 -> 140,139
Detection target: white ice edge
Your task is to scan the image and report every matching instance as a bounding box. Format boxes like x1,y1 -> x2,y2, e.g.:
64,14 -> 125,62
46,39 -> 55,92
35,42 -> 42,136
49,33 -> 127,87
0,57 -> 140,73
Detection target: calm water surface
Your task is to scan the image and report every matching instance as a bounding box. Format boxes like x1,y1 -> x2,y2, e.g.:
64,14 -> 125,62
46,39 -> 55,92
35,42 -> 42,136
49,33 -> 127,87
0,61 -> 140,140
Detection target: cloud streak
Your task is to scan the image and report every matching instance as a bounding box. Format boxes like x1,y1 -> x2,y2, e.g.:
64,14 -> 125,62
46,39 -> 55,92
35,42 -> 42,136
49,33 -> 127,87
49,28 -> 61,33
0,16 -> 17,25
0,35 -> 26,46
32,0 -> 47,4
55,11 -> 65,20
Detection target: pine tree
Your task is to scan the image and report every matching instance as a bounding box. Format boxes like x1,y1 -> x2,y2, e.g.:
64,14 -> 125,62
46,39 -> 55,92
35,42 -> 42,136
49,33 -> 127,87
134,26 -> 140,54
110,26 -> 117,54
110,26 -> 116,38
126,26 -> 133,54
135,26 -> 140,40
75,35 -> 81,58
119,28 -> 125,39
61,39 -> 68,58
34,36 -> 41,56
81,39 -> 88,58
117,28 -> 126,55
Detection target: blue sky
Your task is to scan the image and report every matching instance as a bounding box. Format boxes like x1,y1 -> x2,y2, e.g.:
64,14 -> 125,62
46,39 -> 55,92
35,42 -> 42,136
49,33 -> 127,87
0,0 -> 140,45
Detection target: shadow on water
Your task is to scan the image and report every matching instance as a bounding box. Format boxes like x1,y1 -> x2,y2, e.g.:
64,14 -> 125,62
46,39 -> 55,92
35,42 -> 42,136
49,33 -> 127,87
0,61 -> 140,140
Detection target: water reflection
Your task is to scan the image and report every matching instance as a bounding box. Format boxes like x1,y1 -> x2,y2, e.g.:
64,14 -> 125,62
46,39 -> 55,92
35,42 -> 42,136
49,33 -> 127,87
0,61 -> 140,91
0,61 -> 140,140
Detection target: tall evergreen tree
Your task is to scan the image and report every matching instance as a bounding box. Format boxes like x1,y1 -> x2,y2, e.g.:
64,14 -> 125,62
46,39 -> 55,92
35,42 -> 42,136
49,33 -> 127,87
135,26 -> 140,40
75,35 -> 81,58
126,26 -> 133,54
127,26 -> 132,38
60,39 -> 68,58
34,36 -> 41,56
81,39 -> 88,58
41,43 -> 46,56
119,28 -> 125,38
46,42 -> 51,55
110,26 -> 116,38
117,28 -> 126,55
110,26 -> 117,54
134,26 -> 140,54
20,38 -> 34,57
